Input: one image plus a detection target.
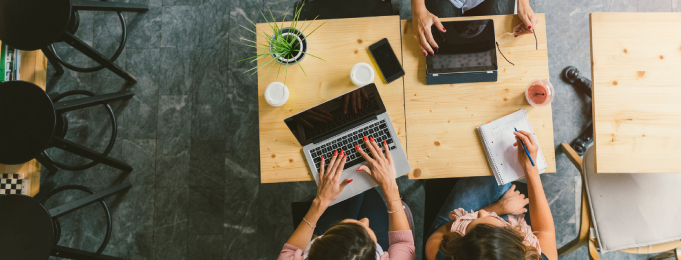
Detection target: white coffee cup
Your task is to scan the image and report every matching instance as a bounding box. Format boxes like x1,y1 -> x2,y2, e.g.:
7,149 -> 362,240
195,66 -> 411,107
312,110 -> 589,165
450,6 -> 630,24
350,62 -> 375,87
264,82 -> 289,107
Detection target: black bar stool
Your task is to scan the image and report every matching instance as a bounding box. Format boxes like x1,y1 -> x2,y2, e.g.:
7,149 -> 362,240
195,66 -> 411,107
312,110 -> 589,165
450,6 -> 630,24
0,81 -> 134,173
0,0 -> 148,83
561,66 -> 594,155
0,182 -> 132,260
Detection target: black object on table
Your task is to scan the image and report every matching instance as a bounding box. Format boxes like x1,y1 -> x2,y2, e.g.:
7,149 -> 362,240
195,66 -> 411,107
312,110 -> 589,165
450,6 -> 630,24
0,0 -> 148,83
0,80 -> 134,173
561,66 -> 594,156
294,0 -> 399,20
0,182 -> 131,260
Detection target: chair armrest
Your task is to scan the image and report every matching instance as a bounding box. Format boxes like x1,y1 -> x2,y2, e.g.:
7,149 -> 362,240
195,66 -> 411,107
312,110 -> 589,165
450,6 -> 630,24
560,143 -> 583,173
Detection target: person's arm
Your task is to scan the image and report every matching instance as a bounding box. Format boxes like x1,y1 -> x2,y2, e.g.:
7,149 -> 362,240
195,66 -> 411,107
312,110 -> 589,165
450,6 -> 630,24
357,137 -> 415,259
482,184 -> 529,216
284,151 -> 352,250
411,0 -> 445,56
424,221 -> 452,260
514,0 -> 539,36
423,187 -> 528,260
514,131 -> 557,259
357,137 -> 410,231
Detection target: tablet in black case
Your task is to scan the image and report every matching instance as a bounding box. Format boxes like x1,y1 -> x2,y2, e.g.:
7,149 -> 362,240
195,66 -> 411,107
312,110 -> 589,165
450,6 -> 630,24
426,19 -> 498,84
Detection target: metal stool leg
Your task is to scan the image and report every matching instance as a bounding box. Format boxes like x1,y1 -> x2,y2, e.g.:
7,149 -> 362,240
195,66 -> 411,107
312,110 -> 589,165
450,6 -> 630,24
42,47 -> 65,75
35,153 -> 59,174
61,32 -> 137,83
50,137 -> 133,172
47,182 -> 131,218
51,245 -> 124,260
71,0 -> 149,12
571,121 -> 594,156
53,90 -> 134,113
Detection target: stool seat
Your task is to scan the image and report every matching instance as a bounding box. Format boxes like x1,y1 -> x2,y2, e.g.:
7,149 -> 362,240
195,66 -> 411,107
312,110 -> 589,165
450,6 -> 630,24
0,195 -> 55,260
0,81 -> 56,165
0,0 -> 72,50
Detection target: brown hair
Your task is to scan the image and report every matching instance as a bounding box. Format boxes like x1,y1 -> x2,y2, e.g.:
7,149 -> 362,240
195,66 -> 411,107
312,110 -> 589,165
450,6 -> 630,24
440,224 -> 541,260
307,222 -> 376,260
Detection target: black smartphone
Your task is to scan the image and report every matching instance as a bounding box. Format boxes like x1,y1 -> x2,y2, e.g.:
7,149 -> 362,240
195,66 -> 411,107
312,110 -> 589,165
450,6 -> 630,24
368,38 -> 405,84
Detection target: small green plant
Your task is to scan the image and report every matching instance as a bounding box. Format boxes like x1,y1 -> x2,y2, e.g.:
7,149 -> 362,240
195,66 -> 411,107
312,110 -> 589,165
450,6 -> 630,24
239,4 -> 326,84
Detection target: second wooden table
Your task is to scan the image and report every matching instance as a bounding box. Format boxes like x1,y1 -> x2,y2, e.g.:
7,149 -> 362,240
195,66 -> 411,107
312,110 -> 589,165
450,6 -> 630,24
590,13 -> 681,174
401,14 -> 556,179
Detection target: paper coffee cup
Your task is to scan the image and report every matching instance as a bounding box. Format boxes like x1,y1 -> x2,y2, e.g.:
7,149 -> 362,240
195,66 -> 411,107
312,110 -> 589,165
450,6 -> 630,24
265,82 -> 289,107
350,62 -> 375,87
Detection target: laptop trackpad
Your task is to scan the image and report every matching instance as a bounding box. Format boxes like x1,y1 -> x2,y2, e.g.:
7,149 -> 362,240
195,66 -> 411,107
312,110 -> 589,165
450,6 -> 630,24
328,163 -> 378,206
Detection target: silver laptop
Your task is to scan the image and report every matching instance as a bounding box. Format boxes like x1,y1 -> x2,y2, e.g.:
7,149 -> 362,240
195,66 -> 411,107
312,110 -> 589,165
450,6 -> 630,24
285,83 -> 411,205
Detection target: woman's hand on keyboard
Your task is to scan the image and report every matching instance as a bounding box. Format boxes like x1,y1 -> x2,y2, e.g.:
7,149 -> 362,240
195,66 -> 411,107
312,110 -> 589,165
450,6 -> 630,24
355,136 -> 399,196
315,150 -> 353,207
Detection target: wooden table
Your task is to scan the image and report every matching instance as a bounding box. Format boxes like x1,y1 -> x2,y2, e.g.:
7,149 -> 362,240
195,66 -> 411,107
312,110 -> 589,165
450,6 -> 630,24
401,14 -> 556,179
258,16 -> 406,183
590,13 -> 681,174
0,42 -> 48,196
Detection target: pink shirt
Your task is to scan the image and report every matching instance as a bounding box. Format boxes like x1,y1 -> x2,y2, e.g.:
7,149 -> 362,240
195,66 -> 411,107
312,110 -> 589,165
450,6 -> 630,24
448,208 -> 542,255
277,230 -> 416,260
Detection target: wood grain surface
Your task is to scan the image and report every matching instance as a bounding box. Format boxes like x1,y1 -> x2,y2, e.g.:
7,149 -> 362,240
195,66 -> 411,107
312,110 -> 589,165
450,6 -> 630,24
590,13 -> 681,174
0,45 -> 48,196
401,14 -> 556,180
257,16 -> 405,183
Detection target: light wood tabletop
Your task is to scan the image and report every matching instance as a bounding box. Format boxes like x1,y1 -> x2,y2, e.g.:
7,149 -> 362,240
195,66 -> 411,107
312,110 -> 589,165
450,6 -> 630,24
590,13 -> 681,174
0,43 -> 48,196
401,14 -> 556,180
258,16 -> 405,183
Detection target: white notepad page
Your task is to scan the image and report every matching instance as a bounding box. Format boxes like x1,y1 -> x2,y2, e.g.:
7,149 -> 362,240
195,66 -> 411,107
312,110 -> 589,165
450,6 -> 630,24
477,109 -> 547,185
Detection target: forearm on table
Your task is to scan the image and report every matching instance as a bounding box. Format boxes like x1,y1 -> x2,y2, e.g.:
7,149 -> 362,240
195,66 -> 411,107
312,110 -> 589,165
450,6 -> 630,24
286,199 -> 327,249
384,184 -> 411,231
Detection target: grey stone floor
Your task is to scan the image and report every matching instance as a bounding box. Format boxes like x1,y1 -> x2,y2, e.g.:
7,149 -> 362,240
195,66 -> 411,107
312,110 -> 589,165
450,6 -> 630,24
39,0 -> 678,259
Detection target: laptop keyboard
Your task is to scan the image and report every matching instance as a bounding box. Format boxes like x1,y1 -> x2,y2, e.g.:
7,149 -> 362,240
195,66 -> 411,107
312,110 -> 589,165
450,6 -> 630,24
310,119 -> 397,173
304,98 -> 380,139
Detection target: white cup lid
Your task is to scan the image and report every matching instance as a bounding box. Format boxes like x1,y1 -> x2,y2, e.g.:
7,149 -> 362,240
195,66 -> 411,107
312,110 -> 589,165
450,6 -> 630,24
350,62 -> 375,87
265,82 -> 289,107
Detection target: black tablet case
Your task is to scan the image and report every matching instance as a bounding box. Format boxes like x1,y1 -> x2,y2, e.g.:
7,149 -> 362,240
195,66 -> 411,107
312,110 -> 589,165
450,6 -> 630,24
426,19 -> 498,85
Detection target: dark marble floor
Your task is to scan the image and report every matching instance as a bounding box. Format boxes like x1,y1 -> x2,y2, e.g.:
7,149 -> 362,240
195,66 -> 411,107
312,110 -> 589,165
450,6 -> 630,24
39,0 -> 678,259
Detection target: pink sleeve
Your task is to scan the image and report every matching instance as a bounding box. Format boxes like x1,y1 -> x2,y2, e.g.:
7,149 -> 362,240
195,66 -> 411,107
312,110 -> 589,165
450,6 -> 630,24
381,230 -> 416,260
448,208 -> 469,220
277,243 -> 305,260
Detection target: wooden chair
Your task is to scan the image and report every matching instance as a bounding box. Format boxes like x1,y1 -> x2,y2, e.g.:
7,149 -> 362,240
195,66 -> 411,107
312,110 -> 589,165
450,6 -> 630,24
558,143 -> 681,260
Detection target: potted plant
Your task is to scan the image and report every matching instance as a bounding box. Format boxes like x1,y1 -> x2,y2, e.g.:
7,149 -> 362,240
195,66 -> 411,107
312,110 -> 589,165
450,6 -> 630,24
240,4 -> 325,84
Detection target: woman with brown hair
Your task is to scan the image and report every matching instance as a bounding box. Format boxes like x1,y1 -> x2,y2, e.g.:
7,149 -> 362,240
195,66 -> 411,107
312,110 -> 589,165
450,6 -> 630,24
425,130 -> 558,260
278,137 -> 415,260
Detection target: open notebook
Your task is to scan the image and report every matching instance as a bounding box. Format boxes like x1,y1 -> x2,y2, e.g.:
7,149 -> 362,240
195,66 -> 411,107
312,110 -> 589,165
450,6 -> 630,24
477,109 -> 547,185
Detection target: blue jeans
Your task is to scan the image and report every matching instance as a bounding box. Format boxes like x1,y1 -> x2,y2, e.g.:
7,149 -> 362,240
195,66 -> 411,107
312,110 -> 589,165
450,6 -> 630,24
427,176 -> 512,237
314,188 -> 390,250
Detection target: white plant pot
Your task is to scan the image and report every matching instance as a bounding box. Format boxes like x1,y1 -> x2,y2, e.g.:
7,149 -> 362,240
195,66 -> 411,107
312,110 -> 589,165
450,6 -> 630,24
271,27 -> 308,65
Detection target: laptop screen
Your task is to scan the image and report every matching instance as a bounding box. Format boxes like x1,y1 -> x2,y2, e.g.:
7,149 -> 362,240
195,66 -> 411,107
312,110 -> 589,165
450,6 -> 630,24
426,19 -> 498,74
285,83 -> 386,146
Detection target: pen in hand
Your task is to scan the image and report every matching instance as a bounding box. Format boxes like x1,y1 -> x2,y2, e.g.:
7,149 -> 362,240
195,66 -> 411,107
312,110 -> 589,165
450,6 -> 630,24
514,127 -> 535,167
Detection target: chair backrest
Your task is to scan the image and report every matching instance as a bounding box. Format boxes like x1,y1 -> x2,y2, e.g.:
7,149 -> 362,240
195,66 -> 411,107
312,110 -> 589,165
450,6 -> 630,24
582,147 -> 681,253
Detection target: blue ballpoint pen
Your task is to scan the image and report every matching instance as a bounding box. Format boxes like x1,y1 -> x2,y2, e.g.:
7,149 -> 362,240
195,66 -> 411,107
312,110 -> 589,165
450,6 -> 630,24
514,127 -> 535,167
